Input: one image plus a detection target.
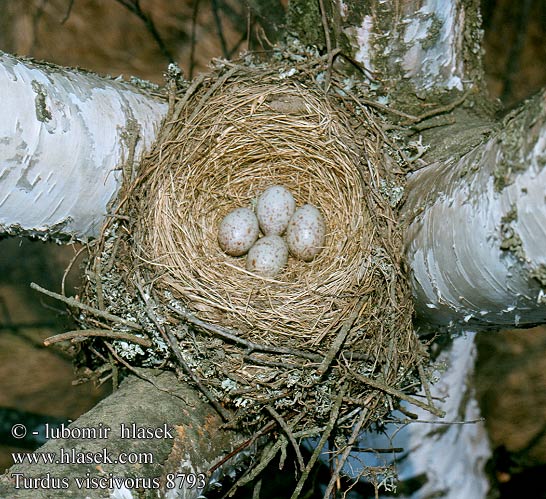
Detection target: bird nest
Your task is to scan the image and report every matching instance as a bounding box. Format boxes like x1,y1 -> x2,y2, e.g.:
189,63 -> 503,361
141,84 -> 371,345
75,57 -> 437,493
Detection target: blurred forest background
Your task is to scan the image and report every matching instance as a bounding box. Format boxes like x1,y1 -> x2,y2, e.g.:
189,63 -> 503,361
0,1 -> 545,497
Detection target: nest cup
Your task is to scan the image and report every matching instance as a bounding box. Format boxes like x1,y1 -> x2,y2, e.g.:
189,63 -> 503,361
137,78 -> 373,348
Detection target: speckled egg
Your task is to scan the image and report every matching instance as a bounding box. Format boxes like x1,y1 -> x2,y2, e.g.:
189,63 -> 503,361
218,207 -> 259,256
286,204 -> 326,262
246,235 -> 289,277
256,185 -> 296,236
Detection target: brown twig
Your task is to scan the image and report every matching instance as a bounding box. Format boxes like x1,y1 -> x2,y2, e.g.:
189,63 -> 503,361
30,282 -> 142,330
226,436 -> 288,496
402,87 -> 474,126
102,341 -> 188,403
211,0 -> 229,59
323,406 -> 371,498
289,383 -> 346,499
44,329 -> 151,348
208,420 -> 276,475
61,244 -> 87,297
168,304 -> 322,363
114,0 -> 174,63
60,0 -> 75,24
318,0 -> 333,91
189,0 -> 201,79
134,279 -> 230,421
316,297 -> 366,375
344,363 -> 445,418
265,406 -> 304,472
417,363 -> 434,409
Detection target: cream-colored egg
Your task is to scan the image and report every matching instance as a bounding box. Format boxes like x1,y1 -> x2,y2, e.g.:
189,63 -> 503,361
286,204 -> 326,261
256,185 -> 296,236
218,207 -> 259,256
246,235 -> 288,277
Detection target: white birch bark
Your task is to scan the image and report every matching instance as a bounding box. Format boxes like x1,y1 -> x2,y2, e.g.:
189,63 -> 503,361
345,334 -> 490,499
0,52 -> 168,241
338,0 -> 484,97
404,89 -> 546,331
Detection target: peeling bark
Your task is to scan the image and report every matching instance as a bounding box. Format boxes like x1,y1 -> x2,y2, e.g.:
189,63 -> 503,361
404,89 -> 546,331
289,0 -> 485,107
0,52 -> 167,241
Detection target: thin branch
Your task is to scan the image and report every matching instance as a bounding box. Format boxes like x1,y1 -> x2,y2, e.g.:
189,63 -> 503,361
289,383 -> 346,499
344,363 -> 445,418
323,406 -> 371,498
318,0 -> 333,91
402,87 -> 474,126
226,436 -> 288,496
189,0 -> 201,79
208,420 -> 275,475
134,279 -> 230,421
168,304 -> 323,363
44,328 -> 151,348
60,0 -> 75,24
417,363 -> 434,409
265,405 -> 304,472
30,282 -> 142,330
211,0 -> 229,59
102,341 -> 189,404
61,244 -> 87,297
316,297 -> 366,375
114,0 -> 174,63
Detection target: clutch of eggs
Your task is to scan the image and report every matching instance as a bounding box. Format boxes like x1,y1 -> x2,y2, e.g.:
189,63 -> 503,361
218,185 -> 326,277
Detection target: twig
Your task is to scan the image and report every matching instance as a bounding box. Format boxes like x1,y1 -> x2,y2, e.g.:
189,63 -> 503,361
102,341 -> 189,404
417,363 -> 434,409
323,406 -> 371,498
397,417 -> 485,425
331,80 -> 417,121
402,87 -> 474,126
211,0 -> 229,59
318,0 -> 333,91
189,0 -> 201,79
168,304 -> 322,363
208,420 -> 276,475
61,244 -> 87,297
289,383 -> 346,499
344,363 -> 445,418
134,279 -> 230,421
30,283 -> 142,330
44,329 -> 151,348
226,436 -> 288,497
352,446 -> 404,453
187,66 -> 239,123
244,354 -> 304,369
316,297 -> 366,375
115,0 -> 174,63
265,406 -> 304,472
60,0 -> 75,24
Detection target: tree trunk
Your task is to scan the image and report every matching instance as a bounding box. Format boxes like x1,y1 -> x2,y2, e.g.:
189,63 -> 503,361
404,89 -> 546,331
0,371 -> 249,499
288,0 -> 485,105
0,51 -> 167,241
